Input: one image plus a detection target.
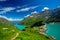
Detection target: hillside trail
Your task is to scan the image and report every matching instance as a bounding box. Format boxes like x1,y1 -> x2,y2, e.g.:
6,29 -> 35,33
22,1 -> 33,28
11,32 -> 19,40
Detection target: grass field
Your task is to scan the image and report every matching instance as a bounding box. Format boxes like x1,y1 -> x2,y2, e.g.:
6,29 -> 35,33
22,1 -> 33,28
15,28 -> 52,40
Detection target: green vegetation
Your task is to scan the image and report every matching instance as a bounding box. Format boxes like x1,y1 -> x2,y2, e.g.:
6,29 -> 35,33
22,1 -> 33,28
0,16 -> 54,40
18,8 -> 60,40
20,8 -> 60,27
15,28 -> 52,40
20,16 -> 45,28
0,17 -> 18,40
1,7 -> 60,40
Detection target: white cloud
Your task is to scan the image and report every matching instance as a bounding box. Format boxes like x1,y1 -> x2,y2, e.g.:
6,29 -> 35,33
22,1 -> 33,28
16,6 -> 39,12
42,7 -> 49,11
25,14 -> 33,18
24,11 -> 38,18
9,18 -> 23,21
0,15 -> 23,21
30,6 -> 39,9
0,0 -> 6,1
0,15 -> 8,19
17,8 -> 30,12
31,11 -> 38,14
24,14 -> 30,18
0,7 -> 16,14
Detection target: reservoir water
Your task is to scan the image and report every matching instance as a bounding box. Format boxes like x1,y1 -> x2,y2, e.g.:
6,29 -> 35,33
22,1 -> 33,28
15,24 -> 25,30
45,23 -> 60,40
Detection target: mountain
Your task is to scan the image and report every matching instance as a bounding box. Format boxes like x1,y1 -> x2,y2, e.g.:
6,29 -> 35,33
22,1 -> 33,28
0,17 -> 18,40
53,7 -> 60,21
20,7 -> 60,27
47,7 -> 60,22
0,17 -> 13,26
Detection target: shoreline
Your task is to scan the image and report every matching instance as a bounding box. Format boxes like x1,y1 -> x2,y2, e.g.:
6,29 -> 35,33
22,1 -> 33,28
40,32 -> 55,40
39,25 -> 55,40
47,22 -> 60,24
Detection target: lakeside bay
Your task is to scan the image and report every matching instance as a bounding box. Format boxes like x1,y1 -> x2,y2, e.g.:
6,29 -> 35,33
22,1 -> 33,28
45,23 -> 60,40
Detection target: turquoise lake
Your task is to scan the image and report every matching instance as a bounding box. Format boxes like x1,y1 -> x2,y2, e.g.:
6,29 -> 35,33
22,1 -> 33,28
45,23 -> 60,40
15,25 -> 25,30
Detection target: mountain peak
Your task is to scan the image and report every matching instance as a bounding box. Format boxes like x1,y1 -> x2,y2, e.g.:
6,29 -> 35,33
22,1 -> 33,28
42,7 -> 49,11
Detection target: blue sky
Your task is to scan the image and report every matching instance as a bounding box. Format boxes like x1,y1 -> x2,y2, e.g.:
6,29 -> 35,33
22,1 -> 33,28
0,0 -> 60,21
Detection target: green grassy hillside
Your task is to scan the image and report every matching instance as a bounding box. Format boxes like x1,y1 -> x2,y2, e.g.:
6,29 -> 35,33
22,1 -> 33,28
0,17 -> 54,40
0,18 -> 18,40
15,28 -> 53,40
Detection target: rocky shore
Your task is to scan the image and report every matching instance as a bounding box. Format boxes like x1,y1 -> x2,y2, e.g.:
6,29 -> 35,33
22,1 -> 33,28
39,25 -> 46,33
39,25 -> 55,40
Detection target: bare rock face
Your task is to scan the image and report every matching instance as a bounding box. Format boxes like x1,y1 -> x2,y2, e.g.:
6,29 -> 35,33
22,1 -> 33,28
39,25 -> 46,33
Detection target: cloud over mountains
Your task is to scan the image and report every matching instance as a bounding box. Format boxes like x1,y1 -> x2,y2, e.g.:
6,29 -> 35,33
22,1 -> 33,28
42,7 -> 49,11
0,7 -> 16,14
0,15 -> 23,21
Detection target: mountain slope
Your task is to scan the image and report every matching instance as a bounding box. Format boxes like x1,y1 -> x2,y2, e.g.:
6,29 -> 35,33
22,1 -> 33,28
20,7 -> 60,27
0,17 -> 18,40
47,7 -> 60,22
